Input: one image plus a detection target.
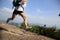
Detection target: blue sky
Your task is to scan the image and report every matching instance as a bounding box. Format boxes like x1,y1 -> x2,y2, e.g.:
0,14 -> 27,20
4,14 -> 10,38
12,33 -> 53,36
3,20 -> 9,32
0,0 -> 60,28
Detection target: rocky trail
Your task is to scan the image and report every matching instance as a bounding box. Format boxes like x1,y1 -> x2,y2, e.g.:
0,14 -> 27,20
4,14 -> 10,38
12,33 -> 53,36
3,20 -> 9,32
0,22 -> 55,40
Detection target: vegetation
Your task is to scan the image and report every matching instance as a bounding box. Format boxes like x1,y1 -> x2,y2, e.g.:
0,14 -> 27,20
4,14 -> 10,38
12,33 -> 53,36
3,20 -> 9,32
30,25 -> 60,40
10,23 -> 60,40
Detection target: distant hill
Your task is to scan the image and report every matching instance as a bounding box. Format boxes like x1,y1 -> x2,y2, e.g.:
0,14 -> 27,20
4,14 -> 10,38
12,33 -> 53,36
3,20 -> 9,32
0,22 -> 55,40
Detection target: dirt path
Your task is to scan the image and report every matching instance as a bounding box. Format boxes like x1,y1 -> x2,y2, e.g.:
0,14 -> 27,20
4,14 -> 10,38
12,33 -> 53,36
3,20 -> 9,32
0,22 -> 55,40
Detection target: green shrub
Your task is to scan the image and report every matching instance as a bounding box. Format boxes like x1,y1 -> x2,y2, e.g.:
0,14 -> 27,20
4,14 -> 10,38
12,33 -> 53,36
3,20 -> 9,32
31,25 -> 40,34
11,23 -> 60,40
53,29 -> 60,40
44,27 -> 56,37
20,23 -> 25,29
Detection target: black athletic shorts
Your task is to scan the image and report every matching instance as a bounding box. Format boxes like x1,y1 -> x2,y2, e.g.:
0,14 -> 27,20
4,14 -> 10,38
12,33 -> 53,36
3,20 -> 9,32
13,9 -> 23,15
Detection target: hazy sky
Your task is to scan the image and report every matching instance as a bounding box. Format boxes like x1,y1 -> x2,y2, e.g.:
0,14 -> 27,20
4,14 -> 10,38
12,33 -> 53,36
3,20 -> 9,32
0,0 -> 60,28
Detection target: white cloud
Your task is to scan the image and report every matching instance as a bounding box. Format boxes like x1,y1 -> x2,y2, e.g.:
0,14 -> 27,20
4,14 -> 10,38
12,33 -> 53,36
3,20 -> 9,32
36,9 -> 43,13
0,7 -> 22,22
0,7 -> 13,13
0,7 -> 14,21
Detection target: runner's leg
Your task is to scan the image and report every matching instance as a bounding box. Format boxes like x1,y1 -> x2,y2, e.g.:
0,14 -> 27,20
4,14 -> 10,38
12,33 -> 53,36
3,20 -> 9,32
19,12 -> 28,27
6,12 -> 17,23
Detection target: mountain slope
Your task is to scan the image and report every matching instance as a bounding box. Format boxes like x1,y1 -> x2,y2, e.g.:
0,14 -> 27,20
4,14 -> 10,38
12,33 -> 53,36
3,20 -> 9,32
0,22 -> 55,40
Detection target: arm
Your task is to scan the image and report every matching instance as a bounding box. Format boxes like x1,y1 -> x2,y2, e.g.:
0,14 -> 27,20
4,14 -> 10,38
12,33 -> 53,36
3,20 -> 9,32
22,0 -> 27,2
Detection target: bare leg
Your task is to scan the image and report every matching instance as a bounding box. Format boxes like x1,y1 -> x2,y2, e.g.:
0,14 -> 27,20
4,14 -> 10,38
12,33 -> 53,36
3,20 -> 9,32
6,14 -> 16,23
19,12 -> 28,27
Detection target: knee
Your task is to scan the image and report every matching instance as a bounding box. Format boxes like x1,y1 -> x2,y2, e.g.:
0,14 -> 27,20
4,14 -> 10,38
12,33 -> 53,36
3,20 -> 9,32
11,18 -> 14,20
23,15 -> 27,19
8,18 -> 14,20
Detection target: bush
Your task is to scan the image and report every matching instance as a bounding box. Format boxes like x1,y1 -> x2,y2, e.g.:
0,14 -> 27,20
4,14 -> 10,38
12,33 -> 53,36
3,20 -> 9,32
31,25 -> 40,34
53,29 -> 60,40
20,23 -> 25,29
44,27 -> 56,37
11,23 -> 60,40
30,25 -> 59,39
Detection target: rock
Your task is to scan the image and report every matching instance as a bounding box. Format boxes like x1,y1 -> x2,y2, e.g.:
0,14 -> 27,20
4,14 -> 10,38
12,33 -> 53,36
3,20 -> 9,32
0,22 -> 55,40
